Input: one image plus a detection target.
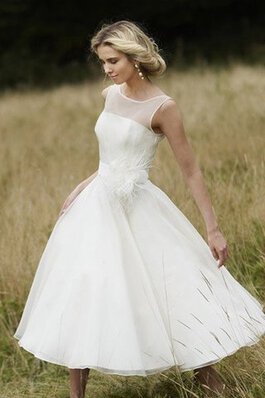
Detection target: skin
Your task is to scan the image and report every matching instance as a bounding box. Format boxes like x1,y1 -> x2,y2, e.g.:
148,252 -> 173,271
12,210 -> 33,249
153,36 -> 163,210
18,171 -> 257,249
97,44 -> 229,266
66,43 -> 227,396
69,368 -> 90,398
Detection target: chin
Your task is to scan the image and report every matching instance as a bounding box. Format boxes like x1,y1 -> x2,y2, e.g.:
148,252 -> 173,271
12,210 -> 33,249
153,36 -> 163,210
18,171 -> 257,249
113,78 -> 122,84
113,77 -> 127,84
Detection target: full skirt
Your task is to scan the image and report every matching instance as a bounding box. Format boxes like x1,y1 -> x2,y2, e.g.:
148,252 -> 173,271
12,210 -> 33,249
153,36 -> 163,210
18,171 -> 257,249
14,175 -> 265,376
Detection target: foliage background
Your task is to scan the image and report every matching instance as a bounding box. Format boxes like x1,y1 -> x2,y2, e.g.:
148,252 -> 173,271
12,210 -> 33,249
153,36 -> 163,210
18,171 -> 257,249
0,0 -> 264,88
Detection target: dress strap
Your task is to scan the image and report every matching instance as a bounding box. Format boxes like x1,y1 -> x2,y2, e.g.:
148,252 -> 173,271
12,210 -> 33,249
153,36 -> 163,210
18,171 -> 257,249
149,96 -> 173,134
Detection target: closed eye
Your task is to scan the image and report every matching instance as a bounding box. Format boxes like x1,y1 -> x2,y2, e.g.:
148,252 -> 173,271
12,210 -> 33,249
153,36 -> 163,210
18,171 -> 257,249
99,58 -> 118,64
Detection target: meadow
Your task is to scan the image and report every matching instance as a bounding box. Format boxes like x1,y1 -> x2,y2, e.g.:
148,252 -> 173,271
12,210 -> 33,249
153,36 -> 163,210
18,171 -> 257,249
0,63 -> 264,397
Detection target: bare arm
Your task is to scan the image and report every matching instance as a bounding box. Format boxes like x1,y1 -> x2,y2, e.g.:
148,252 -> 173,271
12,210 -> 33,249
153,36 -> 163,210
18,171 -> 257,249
76,170 -> 98,192
155,99 -> 228,267
58,171 -> 98,216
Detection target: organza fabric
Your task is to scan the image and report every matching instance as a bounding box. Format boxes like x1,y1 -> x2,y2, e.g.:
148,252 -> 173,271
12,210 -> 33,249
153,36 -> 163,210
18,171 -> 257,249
14,84 -> 265,376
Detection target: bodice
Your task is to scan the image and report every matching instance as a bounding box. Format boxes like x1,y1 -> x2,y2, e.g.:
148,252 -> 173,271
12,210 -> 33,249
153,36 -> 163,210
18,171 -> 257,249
94,84 -> 171,212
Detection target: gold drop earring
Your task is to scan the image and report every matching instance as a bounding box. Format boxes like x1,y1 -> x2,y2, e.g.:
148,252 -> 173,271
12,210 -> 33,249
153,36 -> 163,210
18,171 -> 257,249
134,63 -> 144,80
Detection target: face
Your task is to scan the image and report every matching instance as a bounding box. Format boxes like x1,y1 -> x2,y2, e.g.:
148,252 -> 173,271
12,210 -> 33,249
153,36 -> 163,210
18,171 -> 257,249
96,44 -> 136,84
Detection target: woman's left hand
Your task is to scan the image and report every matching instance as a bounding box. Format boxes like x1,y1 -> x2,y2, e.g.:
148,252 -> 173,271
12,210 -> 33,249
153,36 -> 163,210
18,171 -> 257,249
207,227 -> 229,268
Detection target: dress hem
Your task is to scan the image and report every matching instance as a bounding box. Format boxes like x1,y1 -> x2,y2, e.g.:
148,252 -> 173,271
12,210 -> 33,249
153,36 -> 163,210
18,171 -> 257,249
13,331 -> 265,377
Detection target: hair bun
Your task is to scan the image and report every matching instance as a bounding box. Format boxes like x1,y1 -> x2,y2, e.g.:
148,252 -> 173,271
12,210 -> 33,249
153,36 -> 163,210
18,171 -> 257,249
91,20 -> 167,78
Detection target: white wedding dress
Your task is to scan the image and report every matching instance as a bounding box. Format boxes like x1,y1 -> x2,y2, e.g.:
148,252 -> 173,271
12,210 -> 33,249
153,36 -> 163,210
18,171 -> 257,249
14,83 -> 265,376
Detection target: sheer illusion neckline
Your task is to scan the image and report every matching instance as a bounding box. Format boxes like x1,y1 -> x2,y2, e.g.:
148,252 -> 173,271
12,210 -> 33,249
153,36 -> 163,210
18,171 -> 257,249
118,84 -> 166,103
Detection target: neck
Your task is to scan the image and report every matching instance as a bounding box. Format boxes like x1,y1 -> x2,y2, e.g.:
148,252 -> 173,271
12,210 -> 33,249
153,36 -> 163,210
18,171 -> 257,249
123,75 -> 152,97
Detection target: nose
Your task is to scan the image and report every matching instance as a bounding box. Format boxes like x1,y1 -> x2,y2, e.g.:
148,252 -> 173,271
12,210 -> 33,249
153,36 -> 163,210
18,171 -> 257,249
103,64 -> 112,74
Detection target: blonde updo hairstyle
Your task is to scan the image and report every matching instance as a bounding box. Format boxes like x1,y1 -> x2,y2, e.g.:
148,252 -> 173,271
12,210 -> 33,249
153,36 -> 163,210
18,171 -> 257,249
90,20 -> 166,77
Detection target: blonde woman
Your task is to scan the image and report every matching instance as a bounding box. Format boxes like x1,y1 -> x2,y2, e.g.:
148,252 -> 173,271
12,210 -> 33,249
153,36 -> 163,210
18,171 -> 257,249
14,20 -> 265,398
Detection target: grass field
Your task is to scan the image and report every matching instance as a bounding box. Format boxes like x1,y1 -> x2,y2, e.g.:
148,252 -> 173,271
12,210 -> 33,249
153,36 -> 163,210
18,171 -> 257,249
0,63 -> 264,397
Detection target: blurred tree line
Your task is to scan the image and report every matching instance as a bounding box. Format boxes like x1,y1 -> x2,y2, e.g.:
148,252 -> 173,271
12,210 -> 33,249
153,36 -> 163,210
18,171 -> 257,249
0,0 -> 264,88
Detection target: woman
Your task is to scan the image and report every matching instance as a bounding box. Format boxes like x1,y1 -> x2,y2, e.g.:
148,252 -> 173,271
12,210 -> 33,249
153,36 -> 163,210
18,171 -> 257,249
14,20 -> 265,398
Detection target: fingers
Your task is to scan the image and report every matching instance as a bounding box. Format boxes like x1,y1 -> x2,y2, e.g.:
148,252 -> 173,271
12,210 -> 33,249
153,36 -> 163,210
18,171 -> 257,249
59,198 -> 71,217
59,205 -> 67,217
210,244 -> 229,268
211,247 -> 219,261
217,254 -> 225,268
217,245 -> 229,268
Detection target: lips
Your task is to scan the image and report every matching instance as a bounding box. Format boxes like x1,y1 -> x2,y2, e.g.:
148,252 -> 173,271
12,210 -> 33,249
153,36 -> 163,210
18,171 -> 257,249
109,75 -> 118,78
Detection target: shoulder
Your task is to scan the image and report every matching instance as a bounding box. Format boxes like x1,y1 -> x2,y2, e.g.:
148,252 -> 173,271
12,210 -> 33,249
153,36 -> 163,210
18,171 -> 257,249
160,98 -> 182,117
101,86 -> 110,99
151,97 -> 185,138
153,97 -> 183,129
101,84 -> 116,99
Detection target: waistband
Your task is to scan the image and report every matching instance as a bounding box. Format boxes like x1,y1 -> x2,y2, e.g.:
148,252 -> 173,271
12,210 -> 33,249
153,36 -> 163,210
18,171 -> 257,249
98,160 -> 149,182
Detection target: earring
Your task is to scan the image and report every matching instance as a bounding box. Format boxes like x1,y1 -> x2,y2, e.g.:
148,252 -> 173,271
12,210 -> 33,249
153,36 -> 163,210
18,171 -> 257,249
134,63 -> 144,80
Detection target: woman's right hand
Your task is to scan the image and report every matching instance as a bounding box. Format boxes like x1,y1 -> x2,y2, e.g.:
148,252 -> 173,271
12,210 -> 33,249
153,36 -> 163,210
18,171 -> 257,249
58,187 -> 81,217
58,171 -> 98,217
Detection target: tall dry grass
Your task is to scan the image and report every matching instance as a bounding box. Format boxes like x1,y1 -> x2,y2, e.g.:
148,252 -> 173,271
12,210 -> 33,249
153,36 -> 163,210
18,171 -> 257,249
0,63 -> 264,397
